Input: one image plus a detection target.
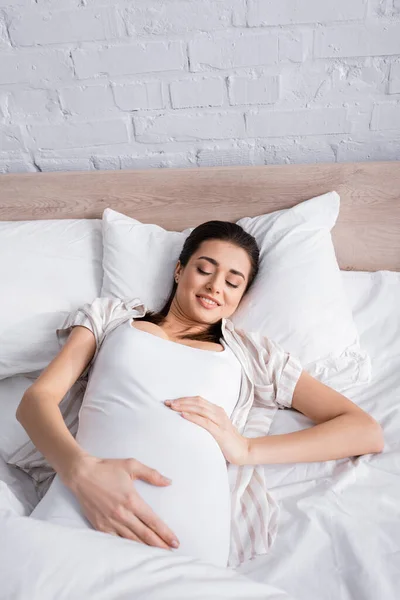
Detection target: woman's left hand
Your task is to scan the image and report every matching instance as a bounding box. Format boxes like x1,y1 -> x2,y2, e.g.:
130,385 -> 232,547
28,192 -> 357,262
164,396 -> 250,466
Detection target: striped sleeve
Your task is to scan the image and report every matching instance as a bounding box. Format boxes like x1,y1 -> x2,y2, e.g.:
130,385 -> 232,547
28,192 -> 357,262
56,296 -> 113,350
55,296 -> 131,379
266,337 -> 303,409
268,340 -> 303,408
244,330 -> 303,410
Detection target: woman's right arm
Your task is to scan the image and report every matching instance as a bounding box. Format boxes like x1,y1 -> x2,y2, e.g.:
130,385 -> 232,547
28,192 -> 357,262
16,326 -> 96,482
16,326 -> 180,551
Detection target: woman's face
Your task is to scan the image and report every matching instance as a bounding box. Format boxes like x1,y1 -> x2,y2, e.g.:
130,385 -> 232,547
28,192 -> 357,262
173,239 -> 253,324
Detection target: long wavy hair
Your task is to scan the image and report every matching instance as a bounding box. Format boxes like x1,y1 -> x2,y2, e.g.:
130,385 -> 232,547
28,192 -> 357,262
134,220 -> 260,344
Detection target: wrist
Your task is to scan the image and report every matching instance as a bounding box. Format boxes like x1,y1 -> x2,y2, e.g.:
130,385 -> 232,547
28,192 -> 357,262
59,450 -> 95,490
237,436 -> 252,466
243,437 -> 255,466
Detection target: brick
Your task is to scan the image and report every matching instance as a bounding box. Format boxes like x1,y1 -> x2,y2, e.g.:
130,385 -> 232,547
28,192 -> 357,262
281,59 -> 387,104
34,143 -> 137,160
59,85 -> 116,117
120,152 -> 195,169
92,156 -> 121,170
113,81 -> 165,111
389,62 -> 400,94
170,78 -> 224,109
367,0 -> 394,17
197,146 -> 265,167
72,41 -> 185,79
0,14 -> 10,48
9,7 -> 122,46
0,125 -> 25,151
246,108 -> 350,137
0,0 -> 33,5
134,111 -> 245,143
189,33 -> 278,71
228,75 -> 279,105
35,158 -> 93,172
279,30 -> 312,62
264,140 -> 336,164
232,0 -> 247,26
28,119 -> 130,150
36,0 -> 82,7
314,24 -> 400,59
248,0 -> 366,26
9,89 -> 61,120
0,91 -> 8,119
0,159 -> 36,173
371,103 -> 400,130
0,49 -> 73,85
336,139 -> 400,162
125,0 -> 241,35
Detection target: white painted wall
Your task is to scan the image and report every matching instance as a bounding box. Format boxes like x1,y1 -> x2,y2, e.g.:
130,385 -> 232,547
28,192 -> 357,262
0,0 -> 399,173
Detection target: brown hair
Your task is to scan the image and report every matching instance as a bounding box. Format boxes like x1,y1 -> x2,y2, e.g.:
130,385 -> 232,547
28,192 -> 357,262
134,220 -> 259,344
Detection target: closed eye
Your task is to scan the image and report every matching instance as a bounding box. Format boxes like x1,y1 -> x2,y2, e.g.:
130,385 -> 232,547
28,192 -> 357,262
197,267 -> 239,288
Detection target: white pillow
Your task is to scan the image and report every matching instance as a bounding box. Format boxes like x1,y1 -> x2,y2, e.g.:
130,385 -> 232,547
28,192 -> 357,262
101,198 -> 370,386
233,193 -> 366,366
101,209 -> 193,311
0,219 -> 103,380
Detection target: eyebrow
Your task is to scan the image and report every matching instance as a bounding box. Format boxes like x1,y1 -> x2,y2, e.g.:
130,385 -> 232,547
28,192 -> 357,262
197,256 -> 246,280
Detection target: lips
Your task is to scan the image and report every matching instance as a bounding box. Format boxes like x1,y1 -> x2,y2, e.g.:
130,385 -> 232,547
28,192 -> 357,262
196,295 -> 220,309
196,294 -> 220,305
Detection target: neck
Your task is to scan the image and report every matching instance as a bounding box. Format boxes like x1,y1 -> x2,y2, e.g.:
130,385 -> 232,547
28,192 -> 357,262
163,303 -> 211,339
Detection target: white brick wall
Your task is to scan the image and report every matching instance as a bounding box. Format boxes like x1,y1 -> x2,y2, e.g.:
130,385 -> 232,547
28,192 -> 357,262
248,0 -> 367,26
113,81 -> 166,111
0,0 -> 399,173
170,77 -> 225,108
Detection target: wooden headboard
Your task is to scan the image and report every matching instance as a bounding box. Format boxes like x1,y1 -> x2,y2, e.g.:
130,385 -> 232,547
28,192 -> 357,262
1,161 -> 399,271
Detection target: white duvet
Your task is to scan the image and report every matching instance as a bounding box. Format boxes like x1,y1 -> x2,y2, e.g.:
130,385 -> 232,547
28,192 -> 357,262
1,270 -> 400,600
0,508 -> 291,600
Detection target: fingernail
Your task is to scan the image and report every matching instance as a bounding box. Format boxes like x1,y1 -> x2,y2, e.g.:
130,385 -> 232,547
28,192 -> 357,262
171,540 -> 179,548
164,400 -> 171,405
164,477 -> 172,483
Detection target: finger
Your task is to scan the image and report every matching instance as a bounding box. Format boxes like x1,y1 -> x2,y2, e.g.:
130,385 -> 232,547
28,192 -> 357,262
180,412 -> 220,436
111,506 -> 173,550
167,400 -> 210,414
134,502 -> 180,550
170,401 -> 221,426
122,514 -> 173,551
111,523 -> 143,544
127,458 -> 172,486
166,396 -> 212,408
114,519 -> 172,551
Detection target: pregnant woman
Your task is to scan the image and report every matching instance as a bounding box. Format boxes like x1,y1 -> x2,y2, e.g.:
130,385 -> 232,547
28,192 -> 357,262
17,220 -> 384,568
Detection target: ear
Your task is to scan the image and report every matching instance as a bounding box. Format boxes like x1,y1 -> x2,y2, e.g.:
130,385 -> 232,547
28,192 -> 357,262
174,260 -> 182,280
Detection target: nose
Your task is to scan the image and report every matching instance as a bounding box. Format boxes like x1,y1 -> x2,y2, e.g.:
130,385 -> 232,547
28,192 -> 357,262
206,273 -> 223,295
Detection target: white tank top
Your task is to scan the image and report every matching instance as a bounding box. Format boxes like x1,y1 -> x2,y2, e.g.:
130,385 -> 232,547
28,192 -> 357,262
30,318 -> 242,567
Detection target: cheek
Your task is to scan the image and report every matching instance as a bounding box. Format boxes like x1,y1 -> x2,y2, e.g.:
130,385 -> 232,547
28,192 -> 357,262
231,290 -> 244,307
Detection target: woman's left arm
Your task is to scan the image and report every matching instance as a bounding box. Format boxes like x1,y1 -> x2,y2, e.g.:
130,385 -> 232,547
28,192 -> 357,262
164,371 -> 384,466
246,370 -> 384,466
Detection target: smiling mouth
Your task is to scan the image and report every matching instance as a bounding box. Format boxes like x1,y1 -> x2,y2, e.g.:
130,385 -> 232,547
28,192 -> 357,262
196,295 -> 220,309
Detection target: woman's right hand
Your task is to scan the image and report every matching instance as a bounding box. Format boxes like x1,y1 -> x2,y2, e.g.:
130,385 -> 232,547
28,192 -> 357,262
62,454 -> 180,551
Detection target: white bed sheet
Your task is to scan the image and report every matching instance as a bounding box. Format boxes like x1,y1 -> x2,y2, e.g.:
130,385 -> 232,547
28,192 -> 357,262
0,270 -> 399,599
237,270 -> 400,600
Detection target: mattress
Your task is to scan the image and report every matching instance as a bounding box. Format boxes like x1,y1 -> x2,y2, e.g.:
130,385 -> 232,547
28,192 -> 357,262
1,270 -> 399,599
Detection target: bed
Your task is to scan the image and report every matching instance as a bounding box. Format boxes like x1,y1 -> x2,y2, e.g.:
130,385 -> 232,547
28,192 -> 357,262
0,161 -> 399,599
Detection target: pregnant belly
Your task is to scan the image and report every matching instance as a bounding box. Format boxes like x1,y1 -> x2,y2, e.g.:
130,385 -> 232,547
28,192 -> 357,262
32,403 -> 232,567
